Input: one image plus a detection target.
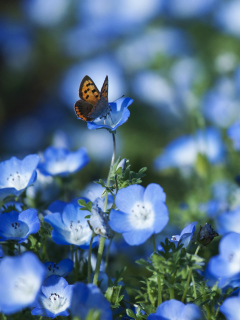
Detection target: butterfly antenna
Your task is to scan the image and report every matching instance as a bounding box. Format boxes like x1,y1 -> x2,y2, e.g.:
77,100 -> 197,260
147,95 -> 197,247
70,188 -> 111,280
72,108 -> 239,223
112,95 -> 125,102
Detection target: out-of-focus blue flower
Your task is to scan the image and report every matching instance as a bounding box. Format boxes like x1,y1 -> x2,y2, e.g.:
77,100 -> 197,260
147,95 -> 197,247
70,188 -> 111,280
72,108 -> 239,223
22,0 -> 69,27
38,146 -> 89,177
0,200 -> 23,213
109,184 -> 169,246
31,276 -> 73,318
26,170 -> 60,205
78,0 -> 161,36
81,182 -> 114,208
158,222 -> 197,252
71,282 -> 112,320
147,299 -> 201,320
227,118 -> 240,150
0,209 -> 39,243
207,232 -> 240,280
154,128 -> 225,171
216,206 -> 240,235
0,154 -> 40,201
44,259 -> 73,278
117,28 -> 190,72
161,0 -> 216,19
199,200 -> 228,219
86,97 -> 133,132
202,78 -> 239,128
215,0 -> 240,37
0,252 -> 46,314
44,201 -> 98,248
220,291 -> 240,320
60,57 -> 125,108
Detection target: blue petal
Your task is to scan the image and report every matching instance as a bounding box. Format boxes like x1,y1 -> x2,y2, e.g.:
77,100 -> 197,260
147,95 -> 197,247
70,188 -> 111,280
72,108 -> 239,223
123,228 -> 153,245
220,296 -> 240,320
18,209 -> 40,234
115,185 -> 145,213
44,212 -> 64,229
48,200 -> 67,214
144,183 -> 166,203
180,221 -> 197,237
152,201 -> 169,234
109,209 -> 133,233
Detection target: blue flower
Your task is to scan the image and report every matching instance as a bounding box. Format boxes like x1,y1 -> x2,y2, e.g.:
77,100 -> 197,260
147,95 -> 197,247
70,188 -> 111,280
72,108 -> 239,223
154,128 -> 225,171
158,222 -> 197,251
216,206 -> 240,235
71,282 -> 112,320
109,184 -> 169,246
227,119 -> 240,150
220,291 -> 240,320
215,0 -> 240,37
86,97 -> 133,131
0,154 -> 40,201
38,146 -> 89,177
207,232 -> 240,280
44,259 -> 73,278
147,299 -> 201,320
0,208 -> 40,243
31,275 -> 73,318
0,252 -> 46,314
44,200 -> 98,248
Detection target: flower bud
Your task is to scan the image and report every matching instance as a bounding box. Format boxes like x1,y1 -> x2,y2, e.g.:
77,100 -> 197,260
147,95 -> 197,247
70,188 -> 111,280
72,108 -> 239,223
197,223 -> 219,246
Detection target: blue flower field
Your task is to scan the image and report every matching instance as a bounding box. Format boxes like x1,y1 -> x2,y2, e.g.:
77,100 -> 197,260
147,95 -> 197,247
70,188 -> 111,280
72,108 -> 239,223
1,1 -> 240,319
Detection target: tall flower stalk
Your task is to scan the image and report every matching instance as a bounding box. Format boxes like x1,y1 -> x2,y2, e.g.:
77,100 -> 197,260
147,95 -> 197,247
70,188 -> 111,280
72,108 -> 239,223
93,132 -> 116,285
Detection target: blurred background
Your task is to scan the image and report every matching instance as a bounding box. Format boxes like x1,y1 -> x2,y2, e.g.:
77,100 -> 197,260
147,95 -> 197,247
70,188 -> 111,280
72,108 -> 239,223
1,0 -> 240,259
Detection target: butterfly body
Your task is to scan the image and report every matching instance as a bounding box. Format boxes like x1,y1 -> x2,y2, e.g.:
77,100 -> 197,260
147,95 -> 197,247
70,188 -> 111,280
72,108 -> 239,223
74,75 -> 110,122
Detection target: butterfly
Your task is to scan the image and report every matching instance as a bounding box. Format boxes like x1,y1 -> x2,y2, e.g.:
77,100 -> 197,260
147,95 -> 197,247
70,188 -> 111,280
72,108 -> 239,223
74,75 -> 111,122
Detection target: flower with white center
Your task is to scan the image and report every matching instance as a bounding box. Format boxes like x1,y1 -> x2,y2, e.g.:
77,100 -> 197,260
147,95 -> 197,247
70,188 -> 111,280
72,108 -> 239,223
207,232 -> 240,280
71,282 -> 112,320
38,146 -> 89,177
44,201 -> 98,248
0,209 -> 40,243
44,259 -> 73,278
109,183 -> 169,245
0,154 -> 40,201
86,97 -> 133,131
0,252 -> 46,314
31,276 -> 73,318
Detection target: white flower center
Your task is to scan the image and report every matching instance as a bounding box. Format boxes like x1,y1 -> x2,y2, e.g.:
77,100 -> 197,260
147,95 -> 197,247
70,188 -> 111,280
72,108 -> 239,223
129,202 -> 154,229
227,250 -> 240,274
42,292 -> 68,313
5,171 -> 30,190
68,220 -> 91,245
10,221 -> 29,238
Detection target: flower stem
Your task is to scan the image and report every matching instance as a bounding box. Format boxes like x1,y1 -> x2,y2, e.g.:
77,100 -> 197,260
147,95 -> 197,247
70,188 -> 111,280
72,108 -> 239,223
88,232 -> 95,283
152,235 -> 162,306
181,245 -> 201,303
93,132 -> 116,286
74,247 -> 79,282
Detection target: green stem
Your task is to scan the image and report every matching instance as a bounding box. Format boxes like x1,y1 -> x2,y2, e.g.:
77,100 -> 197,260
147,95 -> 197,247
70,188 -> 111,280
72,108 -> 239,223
93,132 -> 116,286
152,235 -> 162,306
88,233 -> 95,283
181,245 -> 201,303
192,274 -> 197,300
18,244 -> 21,255
169,287 -> 174,300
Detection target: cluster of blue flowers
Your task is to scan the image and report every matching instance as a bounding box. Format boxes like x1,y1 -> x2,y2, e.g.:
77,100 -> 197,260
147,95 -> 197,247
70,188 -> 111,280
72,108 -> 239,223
1,88 -> 239,320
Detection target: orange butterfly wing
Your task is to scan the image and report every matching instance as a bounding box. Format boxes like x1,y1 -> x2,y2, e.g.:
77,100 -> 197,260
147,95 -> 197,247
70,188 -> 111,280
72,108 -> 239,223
100,75 -> 108,103
79,75 -> 100,105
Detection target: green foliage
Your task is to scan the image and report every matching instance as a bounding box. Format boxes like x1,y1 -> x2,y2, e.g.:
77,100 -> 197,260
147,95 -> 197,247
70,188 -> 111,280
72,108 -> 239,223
78,199 -> 93,213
